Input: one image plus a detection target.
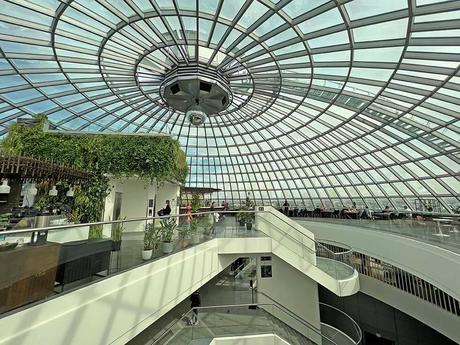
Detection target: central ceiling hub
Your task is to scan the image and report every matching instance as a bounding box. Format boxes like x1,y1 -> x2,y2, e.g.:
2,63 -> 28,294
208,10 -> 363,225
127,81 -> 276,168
160,63 -> 232,115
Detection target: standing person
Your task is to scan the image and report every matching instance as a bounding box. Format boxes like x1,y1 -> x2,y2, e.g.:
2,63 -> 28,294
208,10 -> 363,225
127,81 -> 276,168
283,200 -> 289,216
190,290 -> 201,325
185,202 -> 193,227
211,201 -> 220,223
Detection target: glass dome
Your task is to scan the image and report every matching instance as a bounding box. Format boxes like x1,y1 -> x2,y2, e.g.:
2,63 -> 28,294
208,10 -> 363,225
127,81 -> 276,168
0,0 -> 459,210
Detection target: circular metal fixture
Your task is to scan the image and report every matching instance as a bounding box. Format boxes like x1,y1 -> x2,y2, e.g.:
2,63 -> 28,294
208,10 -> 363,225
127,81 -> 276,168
160,63 -> 232,116
187,104 -> 207,127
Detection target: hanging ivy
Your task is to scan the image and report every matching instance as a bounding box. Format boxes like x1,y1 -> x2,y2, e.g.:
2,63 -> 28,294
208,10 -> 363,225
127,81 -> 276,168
1,116 -> 188,222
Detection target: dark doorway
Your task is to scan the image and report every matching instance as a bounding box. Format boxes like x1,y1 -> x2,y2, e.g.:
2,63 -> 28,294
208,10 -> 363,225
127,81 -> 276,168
112,192 -> 122,226
365,332 -> 395,345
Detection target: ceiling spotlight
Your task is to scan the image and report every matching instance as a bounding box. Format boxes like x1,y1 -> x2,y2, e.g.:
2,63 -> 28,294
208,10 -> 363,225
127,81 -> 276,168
187,103 -> 207,127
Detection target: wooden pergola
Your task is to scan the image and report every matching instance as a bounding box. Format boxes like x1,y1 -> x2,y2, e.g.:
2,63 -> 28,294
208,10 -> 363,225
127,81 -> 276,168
0,153 -> 91,181
180,186 -> 222,207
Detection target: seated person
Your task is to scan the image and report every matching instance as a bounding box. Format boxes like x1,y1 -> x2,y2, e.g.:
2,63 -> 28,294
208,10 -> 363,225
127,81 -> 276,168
360,206 -> 371,219
313,206 -> 321,217
402,205 -> 412,219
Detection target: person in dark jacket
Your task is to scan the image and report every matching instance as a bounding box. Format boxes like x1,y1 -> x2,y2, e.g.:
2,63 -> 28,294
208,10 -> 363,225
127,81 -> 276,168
158,200 -> 172,224
190,290 -> 201,325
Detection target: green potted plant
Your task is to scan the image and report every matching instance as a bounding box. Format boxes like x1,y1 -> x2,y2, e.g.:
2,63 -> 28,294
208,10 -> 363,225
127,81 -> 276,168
111,221 -> 124,252
88,224 -> 103,239
238,195 -> 255,230
160,218 -> 176,254
237,213 -> 245,226
191,194 -> 201,212
142,222 -> 161,260
190,218 -> 200,244
178,224 -> 190,248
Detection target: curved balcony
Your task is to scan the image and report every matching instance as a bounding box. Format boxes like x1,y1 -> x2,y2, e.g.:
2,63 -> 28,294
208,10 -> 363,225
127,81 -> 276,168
315,240 -> 355,281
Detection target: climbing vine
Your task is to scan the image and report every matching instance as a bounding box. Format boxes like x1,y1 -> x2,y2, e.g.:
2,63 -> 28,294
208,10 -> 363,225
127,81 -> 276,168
1,116 -> 188,222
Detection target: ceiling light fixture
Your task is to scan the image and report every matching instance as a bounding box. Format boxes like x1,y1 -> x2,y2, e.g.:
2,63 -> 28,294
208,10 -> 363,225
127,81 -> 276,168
0,179 -> 11,194
49,185 -> 58,196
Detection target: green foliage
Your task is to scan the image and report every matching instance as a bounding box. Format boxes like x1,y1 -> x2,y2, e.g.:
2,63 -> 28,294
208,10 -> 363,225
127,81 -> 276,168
1,117 -> 188,182
144,222 -> 162,250
191,194 -> 201,212
178,224 -> 191,239
238,195 -> 255,224
1,116 -> 188,222
193,214 -> 213,234
189,218 -> 198,234
112,221 -> 125,241
160,218 -> 176,242
73,176 -> 109,223
88,225 -> 103,239
67,209 -> 81,224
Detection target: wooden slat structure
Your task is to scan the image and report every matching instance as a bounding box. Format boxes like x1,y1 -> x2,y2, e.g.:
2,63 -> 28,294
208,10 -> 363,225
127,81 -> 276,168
0,153 -> 91,181
181,187 -> 221,195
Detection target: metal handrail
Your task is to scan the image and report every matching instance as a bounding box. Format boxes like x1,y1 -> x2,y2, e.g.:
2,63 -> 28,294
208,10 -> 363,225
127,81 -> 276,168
319,302 -> 363,344
256,292 -> 323,331
257,213 -> 316,254
0,210 -> 252,235
262,207 -> 353,261
151,302 -> 340,345
316,239 -> 353,255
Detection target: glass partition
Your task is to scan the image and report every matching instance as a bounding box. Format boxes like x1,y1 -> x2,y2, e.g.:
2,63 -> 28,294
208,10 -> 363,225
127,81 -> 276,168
0,212 -> 217,316
151,303 -> 362,345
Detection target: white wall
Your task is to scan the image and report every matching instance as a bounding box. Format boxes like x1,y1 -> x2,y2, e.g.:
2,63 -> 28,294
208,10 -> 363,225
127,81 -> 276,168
296,220 -> 460,301
256,255 -> 322,344
103,177 -> 151,233
155,182 -> 180,216
256,207 -> 316,265
103,178 -> 180,233
254,211 -> 360,297
0,240 -> 235,345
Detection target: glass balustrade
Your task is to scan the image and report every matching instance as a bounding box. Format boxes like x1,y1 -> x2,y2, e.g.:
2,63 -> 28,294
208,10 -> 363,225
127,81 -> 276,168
295,216 -> 460,254
0,208 -> 360,316
0,212 -> 219,316
151,302 -> 362,345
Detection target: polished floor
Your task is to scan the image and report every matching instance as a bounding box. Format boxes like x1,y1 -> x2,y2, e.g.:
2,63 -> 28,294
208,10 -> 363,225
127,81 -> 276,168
295,218 -> 460,254
127,268 -> 317,345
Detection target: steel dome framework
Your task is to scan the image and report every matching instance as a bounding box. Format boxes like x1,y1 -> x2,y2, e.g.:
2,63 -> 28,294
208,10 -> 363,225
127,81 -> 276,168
0,0 -> 459,211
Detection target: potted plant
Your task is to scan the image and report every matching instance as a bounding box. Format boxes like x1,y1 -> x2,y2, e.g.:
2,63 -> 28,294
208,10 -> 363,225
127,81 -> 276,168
142,228 -> 154,260
142,222 -> 161,260
238,195 -> 255,230
160,218 -> 176,254
191,194 -> 201,212
88,224 -> 103,239
237,213 -> 245,227
190,219 -> 200,244
111,221 -> 124,251
178,225 -> 190,248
